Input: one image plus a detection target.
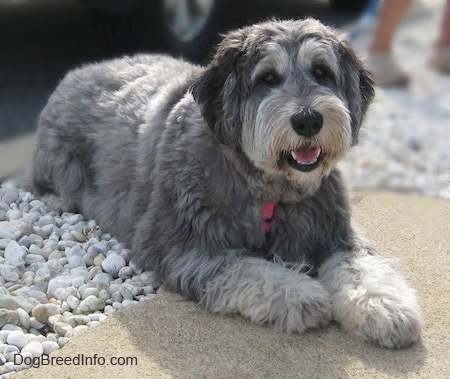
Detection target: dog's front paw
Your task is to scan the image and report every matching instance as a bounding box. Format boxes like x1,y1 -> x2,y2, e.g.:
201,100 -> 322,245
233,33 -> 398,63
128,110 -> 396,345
204,258 -> 332,334
336,291 -> 423,348
274,279 -> 332,334
320,252 -> 423,348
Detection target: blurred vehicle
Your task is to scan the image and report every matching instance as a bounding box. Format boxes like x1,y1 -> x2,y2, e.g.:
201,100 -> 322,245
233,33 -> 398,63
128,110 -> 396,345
80,0 -> 370,61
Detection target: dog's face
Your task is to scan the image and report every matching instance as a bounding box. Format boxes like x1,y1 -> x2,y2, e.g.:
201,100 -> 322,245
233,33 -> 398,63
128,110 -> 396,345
192,19 -> 374,192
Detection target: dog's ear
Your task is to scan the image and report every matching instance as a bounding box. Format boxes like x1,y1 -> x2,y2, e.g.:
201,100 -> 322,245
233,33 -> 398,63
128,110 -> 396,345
191,29 -> 246,144
339,40 -> 375,146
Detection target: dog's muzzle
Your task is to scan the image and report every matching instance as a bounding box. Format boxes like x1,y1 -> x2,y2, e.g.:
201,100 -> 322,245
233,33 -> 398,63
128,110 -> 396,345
284,111 -> 323,172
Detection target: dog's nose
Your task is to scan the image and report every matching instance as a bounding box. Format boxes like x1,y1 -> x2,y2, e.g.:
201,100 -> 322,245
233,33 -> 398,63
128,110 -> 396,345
291,111 -> 323,137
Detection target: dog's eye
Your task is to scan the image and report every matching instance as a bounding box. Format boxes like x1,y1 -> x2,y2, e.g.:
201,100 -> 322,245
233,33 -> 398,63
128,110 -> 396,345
260,72 -> 280,86
312,65 -> 333,81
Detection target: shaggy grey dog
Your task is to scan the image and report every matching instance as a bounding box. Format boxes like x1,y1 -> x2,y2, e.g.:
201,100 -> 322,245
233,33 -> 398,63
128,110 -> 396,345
32,19 -> 422,348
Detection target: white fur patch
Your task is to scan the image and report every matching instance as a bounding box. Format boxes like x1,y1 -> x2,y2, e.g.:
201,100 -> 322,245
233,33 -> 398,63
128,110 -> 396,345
202,257 -> 332,333
318,251 -> 423,348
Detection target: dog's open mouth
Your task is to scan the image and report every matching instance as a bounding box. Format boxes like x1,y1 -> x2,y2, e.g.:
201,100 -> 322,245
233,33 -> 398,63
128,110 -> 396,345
285,144 -> 322,172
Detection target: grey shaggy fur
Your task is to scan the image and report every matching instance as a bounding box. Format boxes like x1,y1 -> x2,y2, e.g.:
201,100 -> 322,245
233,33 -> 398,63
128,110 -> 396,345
32,19 -> 422,348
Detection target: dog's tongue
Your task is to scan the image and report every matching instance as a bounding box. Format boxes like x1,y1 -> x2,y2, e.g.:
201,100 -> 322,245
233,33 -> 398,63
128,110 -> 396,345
292,146 -> 321,164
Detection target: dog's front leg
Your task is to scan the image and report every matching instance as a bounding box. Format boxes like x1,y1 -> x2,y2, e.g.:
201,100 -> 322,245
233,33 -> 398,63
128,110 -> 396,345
201,257 -> 332,333
318,246 -> 423,348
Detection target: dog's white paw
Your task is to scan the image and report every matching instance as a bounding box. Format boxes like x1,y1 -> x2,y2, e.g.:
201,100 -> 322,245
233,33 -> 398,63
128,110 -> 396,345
273,279 -> 332,333
336,291 -> 423,348
320,252 -> 423,348
204,258 -> 332,334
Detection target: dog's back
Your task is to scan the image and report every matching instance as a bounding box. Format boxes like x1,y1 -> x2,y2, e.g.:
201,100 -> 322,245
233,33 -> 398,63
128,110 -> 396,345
33,54 -> 200,243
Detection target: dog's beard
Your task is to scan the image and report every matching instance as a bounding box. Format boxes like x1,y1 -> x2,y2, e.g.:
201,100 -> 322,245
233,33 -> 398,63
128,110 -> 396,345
241,93 -> 352,192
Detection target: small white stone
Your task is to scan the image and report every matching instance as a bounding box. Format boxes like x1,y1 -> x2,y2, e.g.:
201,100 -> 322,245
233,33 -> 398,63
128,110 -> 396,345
26,334 -> 46,344
53,322 -> 72,337
120,283 -> 142,298
142,286 -> 156,295
61,232 -> 75,241
70,231 -> 86,243
92,272 -> 112,285
104,305 -> 116,315
111,291 -> 123,303
70,275 -> 86,288
66,295 -> 80,310
70,267 -> 91,282
67,255 -> 85,269
47,314 -> 64,328
47,278 -> 69,298
98,314 -> 108,323
73,325 -> 88,335
4,241 -> 26,267
6,209 -> 22,221
112,302 -> 123,310
25,254 -> 45,265
64,214 -> 84,225
42,340 -> 60,354
118,266 -> 134,280
64,315 -> 89,327
36,215 -> 54,227
97,289 -> 110,301
16,308 -> 30,330
29,317 -> 45,330
28,289 -> 48,304
80,287 -> 99,300
0,221 -> 20,240
101,254 -> 126,277
6,330 -> 28,350
0,265 -> 20,282
3,344 -> 20,362
58,337 -> 70,348
28,244 -> 42,255
61,302 -> 70,312
46,333 -> 58,343
21,341 -> 43,358
45,303 -> 60,316
0,330 -> 10,343
78,296 -> 105,313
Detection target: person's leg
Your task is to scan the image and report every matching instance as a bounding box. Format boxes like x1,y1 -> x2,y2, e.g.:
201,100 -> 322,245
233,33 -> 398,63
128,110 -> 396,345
367,0 -> 412,87
430,1 -> 450,72
369,0 -> 413,54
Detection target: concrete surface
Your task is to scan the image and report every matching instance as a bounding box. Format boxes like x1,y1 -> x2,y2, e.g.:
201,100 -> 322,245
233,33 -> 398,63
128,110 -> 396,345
13,191 -> 450,379
0,133 -> 35,181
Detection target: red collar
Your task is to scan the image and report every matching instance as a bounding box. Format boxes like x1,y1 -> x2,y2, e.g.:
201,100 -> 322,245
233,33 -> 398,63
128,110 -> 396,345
262,203 -> 276,234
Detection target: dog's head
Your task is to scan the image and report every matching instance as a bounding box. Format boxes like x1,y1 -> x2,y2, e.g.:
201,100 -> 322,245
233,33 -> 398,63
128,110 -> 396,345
191,18 -> 374,192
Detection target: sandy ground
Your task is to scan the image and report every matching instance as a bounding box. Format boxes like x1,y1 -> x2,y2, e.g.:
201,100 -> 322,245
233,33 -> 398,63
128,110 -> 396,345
11,190 -> 449,379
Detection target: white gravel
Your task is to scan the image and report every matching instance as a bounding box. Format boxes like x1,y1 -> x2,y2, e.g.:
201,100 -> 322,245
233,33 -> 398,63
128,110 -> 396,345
0,181 -> 159,375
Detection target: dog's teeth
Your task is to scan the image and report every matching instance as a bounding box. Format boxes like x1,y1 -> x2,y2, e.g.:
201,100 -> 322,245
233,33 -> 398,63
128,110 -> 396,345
291,150 -> 319,165
301,158 -> 317,165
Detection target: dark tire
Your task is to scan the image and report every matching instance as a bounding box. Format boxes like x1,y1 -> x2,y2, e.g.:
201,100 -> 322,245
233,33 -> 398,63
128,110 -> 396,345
163,0 -> 224,62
